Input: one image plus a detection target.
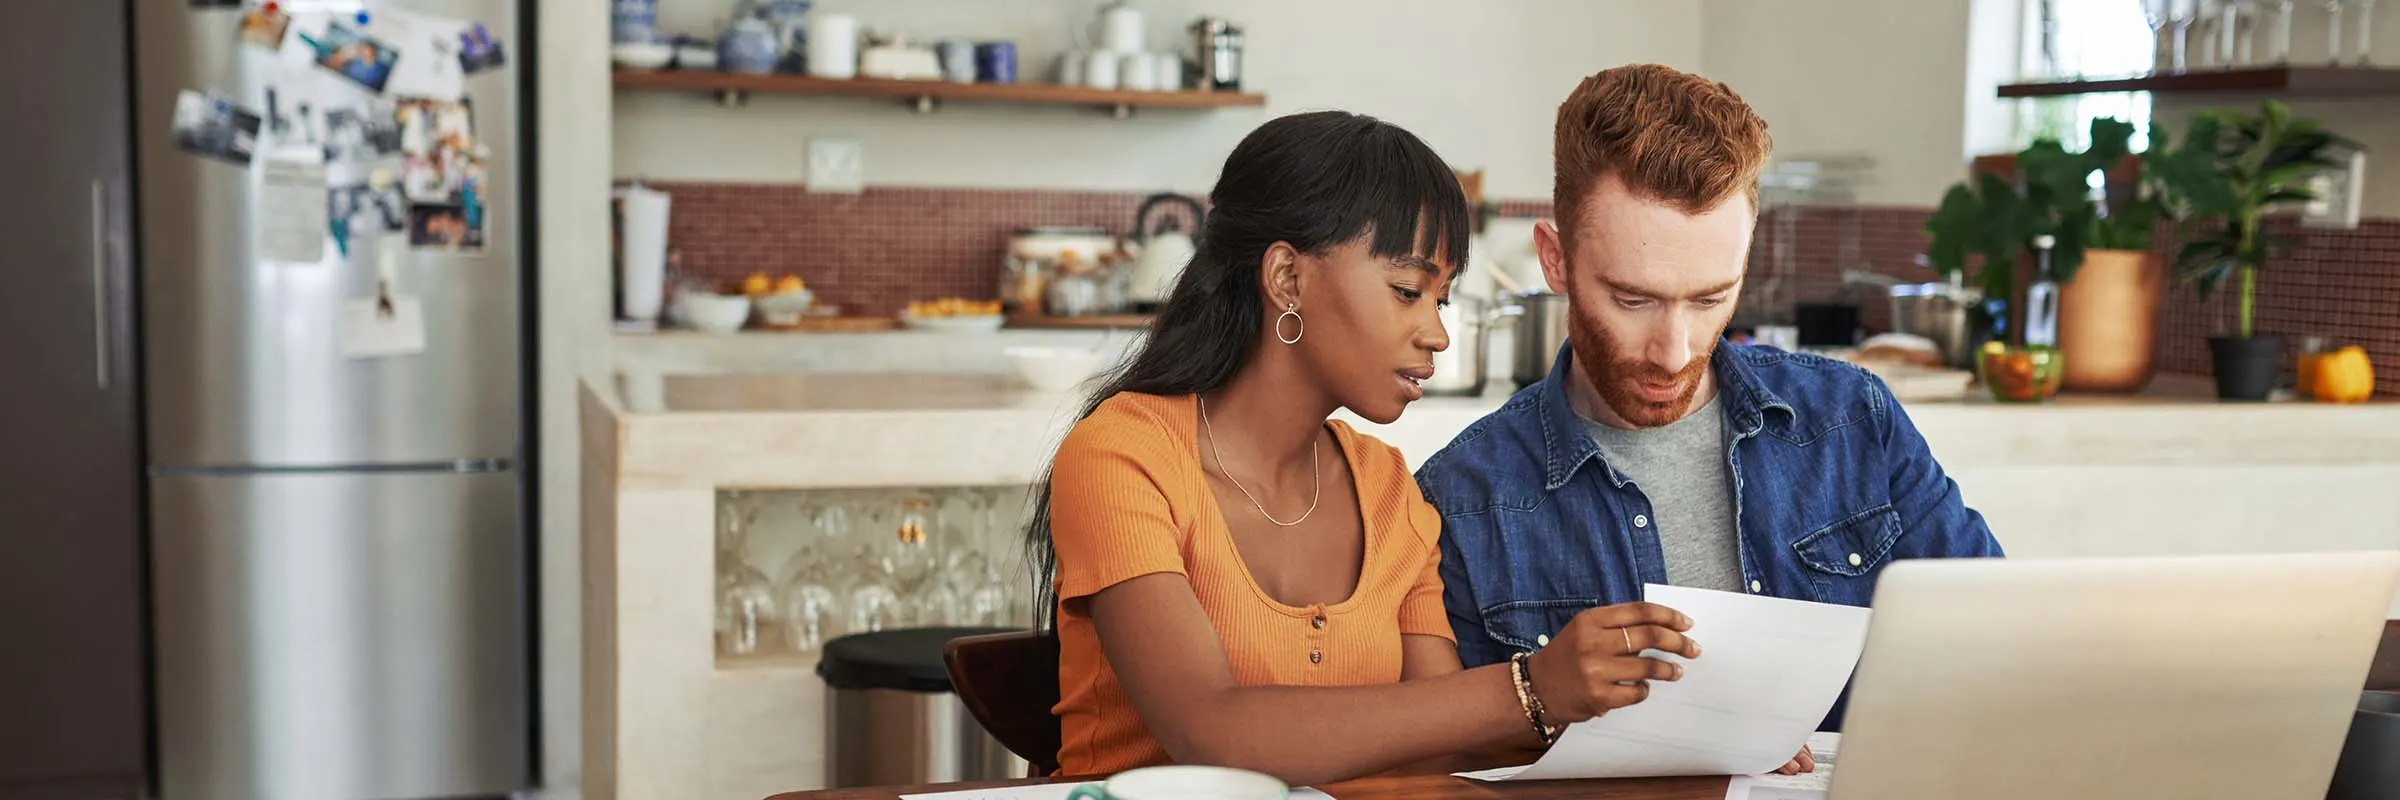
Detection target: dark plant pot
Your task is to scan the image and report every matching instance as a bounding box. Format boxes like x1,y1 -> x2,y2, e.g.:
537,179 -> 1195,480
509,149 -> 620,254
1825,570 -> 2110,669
2209,334 -> 2286,402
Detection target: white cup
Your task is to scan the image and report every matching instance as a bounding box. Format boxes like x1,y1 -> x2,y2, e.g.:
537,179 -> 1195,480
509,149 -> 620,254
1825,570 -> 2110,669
1067,766 -> 1288,800
1152,52 -> 1182,90
1059,50 -> 1087,85
804,13 -> 858,79
1083,49 -> 1120,90
1119,51 -> 1157,91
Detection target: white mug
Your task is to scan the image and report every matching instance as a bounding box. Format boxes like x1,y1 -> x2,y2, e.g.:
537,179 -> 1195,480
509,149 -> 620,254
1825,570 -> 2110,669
804,13 -> 858,79
1119,51 -> 1157,91
1083,49 -> 1121,90
1152,52 -> 1182,90
1067,766 -> 1288,800
1059,50 -> 1088,85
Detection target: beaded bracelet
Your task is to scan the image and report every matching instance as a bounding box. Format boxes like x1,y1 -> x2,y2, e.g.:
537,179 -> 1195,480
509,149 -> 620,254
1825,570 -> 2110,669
1508,651 -> 1560,745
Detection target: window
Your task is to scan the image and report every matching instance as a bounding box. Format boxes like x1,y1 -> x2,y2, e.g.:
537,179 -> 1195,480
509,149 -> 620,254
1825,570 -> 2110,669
2019,0 -> 2156,151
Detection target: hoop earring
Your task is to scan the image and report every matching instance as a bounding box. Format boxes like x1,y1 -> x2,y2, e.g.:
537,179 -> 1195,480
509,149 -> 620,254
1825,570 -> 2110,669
1275,304 -> 1303,345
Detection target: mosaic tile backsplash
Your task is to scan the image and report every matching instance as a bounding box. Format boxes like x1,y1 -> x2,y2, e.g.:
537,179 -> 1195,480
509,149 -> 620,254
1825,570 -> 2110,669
645,181 -> 2399,394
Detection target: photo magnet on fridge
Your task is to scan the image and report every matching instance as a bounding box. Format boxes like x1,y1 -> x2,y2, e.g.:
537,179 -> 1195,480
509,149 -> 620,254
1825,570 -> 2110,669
459,23 -> 506,74
300,22 -> 401,93
171,90 -> 262,165
407,202 -> 484,252
239,4 -> 291,50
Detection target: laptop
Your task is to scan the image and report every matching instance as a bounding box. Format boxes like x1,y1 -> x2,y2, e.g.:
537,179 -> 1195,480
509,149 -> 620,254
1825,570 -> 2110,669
1829,551 -> 2400,800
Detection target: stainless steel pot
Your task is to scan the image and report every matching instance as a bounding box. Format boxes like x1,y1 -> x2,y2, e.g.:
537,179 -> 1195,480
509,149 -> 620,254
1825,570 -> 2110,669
1502,291 -> 1572,388
1424,295 -> 1490,396
1888,282 -> 1980,368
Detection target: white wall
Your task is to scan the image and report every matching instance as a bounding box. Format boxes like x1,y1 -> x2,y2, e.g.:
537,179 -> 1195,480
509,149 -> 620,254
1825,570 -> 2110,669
615,0 -> 1705,200
536,0 -> 616,789
1699,0 -> 1979,207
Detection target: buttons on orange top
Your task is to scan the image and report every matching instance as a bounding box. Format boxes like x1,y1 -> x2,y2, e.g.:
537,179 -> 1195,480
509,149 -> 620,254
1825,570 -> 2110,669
1309,649 -> 1322,664
1311,615 -> 1326,629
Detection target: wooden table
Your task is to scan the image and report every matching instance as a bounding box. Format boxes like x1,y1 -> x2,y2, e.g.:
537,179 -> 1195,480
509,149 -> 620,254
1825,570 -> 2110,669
765,756 -> 1734,800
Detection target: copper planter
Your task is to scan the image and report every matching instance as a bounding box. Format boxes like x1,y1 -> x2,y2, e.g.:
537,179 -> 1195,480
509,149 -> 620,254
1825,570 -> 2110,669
2057,249 -> 2165,393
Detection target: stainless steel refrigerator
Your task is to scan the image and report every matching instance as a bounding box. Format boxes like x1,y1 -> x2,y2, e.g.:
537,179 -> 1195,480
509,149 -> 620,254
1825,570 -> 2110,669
130,1 -> 533,798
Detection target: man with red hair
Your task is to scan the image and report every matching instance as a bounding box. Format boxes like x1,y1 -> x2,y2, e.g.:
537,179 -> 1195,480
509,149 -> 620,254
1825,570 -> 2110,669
1415,64 -> 2002,750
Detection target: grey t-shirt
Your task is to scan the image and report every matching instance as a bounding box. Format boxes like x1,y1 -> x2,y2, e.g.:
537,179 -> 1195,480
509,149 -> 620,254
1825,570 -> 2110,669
1582,395 -> 1743,593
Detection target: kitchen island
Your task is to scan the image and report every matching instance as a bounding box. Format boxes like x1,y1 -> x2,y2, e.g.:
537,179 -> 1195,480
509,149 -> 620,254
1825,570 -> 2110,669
579,370 -> 2400,800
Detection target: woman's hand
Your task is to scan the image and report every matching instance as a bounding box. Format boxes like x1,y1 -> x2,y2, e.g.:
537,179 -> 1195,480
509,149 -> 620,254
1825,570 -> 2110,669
1773,744 -> 1817,774
1521,602 -> 1700,725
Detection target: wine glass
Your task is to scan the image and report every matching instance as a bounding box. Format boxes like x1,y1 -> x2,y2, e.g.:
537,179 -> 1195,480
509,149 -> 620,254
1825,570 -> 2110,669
844,492 -> 908,633
716,496 -> 784,656
2325,0 -> 2349,65
2262,0 -> 2299,63
2143,0 -> 2177,72
776,496 -> 850,652
2357,0 -> 2379,64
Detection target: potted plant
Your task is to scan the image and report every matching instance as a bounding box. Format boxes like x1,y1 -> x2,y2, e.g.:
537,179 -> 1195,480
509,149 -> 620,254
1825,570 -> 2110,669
2017,118 -> 2183,393
1924,119 -> 2127,376
2148,100 -> 2356,402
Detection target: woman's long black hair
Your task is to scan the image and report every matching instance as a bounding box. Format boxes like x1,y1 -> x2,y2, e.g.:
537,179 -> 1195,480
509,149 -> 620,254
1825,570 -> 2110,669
1023,110 -> 1473,630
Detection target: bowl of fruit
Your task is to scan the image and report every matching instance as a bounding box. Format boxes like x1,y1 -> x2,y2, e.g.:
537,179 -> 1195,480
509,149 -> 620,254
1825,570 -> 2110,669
744,273 -> 814,327
901,298 -> 1005,333
1977,342 -> 2065,403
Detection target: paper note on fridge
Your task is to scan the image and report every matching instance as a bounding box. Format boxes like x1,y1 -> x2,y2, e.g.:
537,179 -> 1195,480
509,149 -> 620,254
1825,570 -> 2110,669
1455,585 -> 1871,782
341,296 -> 427,358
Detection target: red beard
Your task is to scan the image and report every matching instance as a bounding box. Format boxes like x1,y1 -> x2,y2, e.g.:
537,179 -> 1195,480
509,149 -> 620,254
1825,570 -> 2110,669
1568,306 -> 1718,428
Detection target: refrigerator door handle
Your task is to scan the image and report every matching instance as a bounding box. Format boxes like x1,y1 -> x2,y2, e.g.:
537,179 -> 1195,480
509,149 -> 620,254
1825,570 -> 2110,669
89,179 -> 109,390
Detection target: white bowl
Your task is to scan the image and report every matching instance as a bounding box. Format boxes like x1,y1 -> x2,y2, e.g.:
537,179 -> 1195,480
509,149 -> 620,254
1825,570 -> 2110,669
1005,346 -> 1112,392
679,293 -> 752,333
613,42 -> 675,71
755,291 -> 814,326
675,45 -> 718,70
902,314 -> 1006,334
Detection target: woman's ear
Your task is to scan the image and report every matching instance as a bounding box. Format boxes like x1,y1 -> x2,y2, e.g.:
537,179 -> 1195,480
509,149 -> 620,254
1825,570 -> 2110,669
1258,242 -> 1303,311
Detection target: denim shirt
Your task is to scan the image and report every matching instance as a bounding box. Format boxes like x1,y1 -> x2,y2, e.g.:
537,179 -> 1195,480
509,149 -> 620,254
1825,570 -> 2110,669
1414,340 -> 2003,725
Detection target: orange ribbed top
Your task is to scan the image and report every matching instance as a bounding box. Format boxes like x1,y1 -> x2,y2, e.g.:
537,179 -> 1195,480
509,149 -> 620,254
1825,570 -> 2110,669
1045,391 -> 1453,777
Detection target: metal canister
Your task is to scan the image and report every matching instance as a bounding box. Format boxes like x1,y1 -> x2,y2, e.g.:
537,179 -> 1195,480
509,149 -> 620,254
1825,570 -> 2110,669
1190,17 -> 1244,91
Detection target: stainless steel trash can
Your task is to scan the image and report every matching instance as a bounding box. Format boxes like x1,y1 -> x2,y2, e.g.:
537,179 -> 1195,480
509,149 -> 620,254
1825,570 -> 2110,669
818,626 -> 1028,788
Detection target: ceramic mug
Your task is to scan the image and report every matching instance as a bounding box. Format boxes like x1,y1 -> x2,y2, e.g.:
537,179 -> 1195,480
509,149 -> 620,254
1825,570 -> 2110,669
1066,766 -> 1289,800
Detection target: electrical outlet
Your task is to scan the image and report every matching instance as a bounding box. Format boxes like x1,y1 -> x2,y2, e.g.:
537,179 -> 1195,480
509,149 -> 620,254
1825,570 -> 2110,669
2302,146 -> 2366,230
806,137 -> 864,194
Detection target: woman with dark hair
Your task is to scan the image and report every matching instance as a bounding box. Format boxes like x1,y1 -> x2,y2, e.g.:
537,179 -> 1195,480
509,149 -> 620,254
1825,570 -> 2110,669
1025,110 -> 1704,785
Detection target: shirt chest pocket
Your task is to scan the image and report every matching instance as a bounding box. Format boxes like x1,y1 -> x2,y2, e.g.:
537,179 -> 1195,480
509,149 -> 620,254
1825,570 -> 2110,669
1789,504 -> 1904,602
1480,600 -> 1605,653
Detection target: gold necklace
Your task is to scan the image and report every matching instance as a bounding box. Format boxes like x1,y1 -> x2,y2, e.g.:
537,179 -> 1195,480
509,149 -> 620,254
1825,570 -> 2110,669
1197,397 -> 1319,527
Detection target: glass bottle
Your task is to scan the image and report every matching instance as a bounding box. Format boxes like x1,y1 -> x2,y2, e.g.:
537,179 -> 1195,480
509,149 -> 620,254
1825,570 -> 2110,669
2023,235 -> 2062,349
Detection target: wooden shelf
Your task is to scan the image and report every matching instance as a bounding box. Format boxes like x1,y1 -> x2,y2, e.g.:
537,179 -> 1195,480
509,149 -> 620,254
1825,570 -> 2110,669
613,68 -> 1267,116
1998,66 -> 2400,98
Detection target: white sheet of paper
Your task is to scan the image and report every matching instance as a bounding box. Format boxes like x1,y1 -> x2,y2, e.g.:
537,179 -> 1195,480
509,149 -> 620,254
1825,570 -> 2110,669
897,784 -> 1334,800
369,7 -> 467,101
1457,585 -> 1871,782
1723,732 -> 1841,800
340,296 -> 426,358
258,151 -> 330,263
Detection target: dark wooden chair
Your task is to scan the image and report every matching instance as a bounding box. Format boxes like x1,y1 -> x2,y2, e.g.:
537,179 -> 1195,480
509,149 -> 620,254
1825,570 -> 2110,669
944,628 -> 1064,777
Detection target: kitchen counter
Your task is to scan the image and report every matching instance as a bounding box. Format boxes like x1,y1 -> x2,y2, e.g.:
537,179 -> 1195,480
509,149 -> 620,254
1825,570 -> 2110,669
579,371 -> 2400,800
595,369 -> 2400,489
